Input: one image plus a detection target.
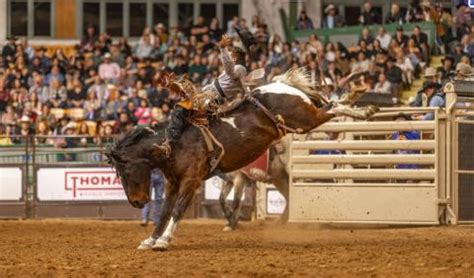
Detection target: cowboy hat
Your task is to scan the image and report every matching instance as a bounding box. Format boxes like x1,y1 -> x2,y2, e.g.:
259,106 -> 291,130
420,1 -> 431,8
456,63 -> 474,77
19,115 -> 31,123
107,84 -> 117,91
324,4 -> 335,13
64,122 -> 77,131
441,56 -> 455,64
421,82 -> 437,92
234,26 -> 256,54
423,67 -> 437,78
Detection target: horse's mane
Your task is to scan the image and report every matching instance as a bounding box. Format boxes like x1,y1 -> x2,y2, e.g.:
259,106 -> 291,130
271,67 -> 328,107
105,127 -> 164,168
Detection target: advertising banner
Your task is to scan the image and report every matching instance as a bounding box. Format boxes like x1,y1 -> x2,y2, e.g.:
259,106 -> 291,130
204,176 -> 244,201
0,168 -> 23,201
266,187 -> 286,215
37,167 -> 127,201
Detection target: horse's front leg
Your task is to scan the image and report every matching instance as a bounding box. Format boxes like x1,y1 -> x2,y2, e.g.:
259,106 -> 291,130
152,177 -> 201,251
137,178 -> 178,250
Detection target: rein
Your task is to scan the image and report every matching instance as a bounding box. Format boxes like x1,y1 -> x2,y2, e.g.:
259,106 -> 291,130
246,92 -> 303,138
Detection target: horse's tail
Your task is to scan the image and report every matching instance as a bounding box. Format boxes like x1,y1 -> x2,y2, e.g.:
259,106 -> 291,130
271,67 -> 329,107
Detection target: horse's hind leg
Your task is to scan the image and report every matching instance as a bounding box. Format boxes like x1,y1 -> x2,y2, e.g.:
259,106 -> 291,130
219,178 -> 234,230
152,177 -> 201,251
227,172 -> 246,231
327,102 -> 379,120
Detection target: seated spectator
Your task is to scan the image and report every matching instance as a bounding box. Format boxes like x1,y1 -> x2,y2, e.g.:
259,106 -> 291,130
373,73 -> 392,94
114,112 -> 133,134
437,56 -> 455,82
29,75 -> 48,105
411,25 -> 429,63
375,27 -> 391,50
188,55 -> 207,83
395,51 -> 414,89
84,90 -> 101,120
1,105 -> 17,126
78,122 -> 93,146
18,115 -> 34,139
351,52 -> 370,73
45,65 -> 65,86
0,124 -> 13,145
385,3 -> 405,24
134,99 -> 152,126
47,78 -> 68,108
295,10 -> 314,30
0,80 -> 11,115
35,120 -> 53,144
406,38 -> 422,72
386,58 -> 403,97
98,53 -> 121,83
135,35 -> 154,59
393,26 -> 409,49
324,61 -> 342,86
67,79 -> 87,108
359,27 -> 374,46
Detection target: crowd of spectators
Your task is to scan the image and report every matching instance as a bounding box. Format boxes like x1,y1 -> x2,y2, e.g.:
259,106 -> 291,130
0,1 -> 472,148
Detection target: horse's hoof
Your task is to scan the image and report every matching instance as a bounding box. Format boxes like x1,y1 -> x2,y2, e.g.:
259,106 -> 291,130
137,237 -> 155,250
152,238 -> 170,251
223,225 -> 233,232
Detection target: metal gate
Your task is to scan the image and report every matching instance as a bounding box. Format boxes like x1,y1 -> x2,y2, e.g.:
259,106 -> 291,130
448,81 -> 474,223
288,107 -> 447,225
0,138 -> 29,218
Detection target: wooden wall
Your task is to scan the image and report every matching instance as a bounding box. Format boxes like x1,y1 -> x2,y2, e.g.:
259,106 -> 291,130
55,0 -> 76,38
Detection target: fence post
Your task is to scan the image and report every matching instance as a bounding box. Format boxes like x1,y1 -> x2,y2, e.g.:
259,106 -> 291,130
24,135 -> 31,218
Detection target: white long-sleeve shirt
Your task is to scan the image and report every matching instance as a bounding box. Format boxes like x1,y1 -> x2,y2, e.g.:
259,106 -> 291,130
203,47 -> 247,99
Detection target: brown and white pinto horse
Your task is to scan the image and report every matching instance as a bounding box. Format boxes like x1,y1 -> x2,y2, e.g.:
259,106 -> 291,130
105,70 -> 378,251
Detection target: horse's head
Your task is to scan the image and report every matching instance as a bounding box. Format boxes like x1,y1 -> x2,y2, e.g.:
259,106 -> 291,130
105,128 -> 159,209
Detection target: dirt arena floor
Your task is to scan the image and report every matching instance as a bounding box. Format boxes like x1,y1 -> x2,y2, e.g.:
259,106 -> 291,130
0,219 -> 472,277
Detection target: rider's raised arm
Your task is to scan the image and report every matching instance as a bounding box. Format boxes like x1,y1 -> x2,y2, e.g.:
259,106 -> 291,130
219,47 -> 245,79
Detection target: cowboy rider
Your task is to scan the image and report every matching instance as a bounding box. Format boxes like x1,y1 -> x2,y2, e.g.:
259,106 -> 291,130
154,34 -> 247,157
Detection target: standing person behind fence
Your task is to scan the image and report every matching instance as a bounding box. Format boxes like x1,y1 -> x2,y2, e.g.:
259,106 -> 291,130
140,168 -> 165,226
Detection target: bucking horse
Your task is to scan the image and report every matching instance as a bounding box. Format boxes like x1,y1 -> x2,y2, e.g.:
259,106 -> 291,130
105,68 -> 378,251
